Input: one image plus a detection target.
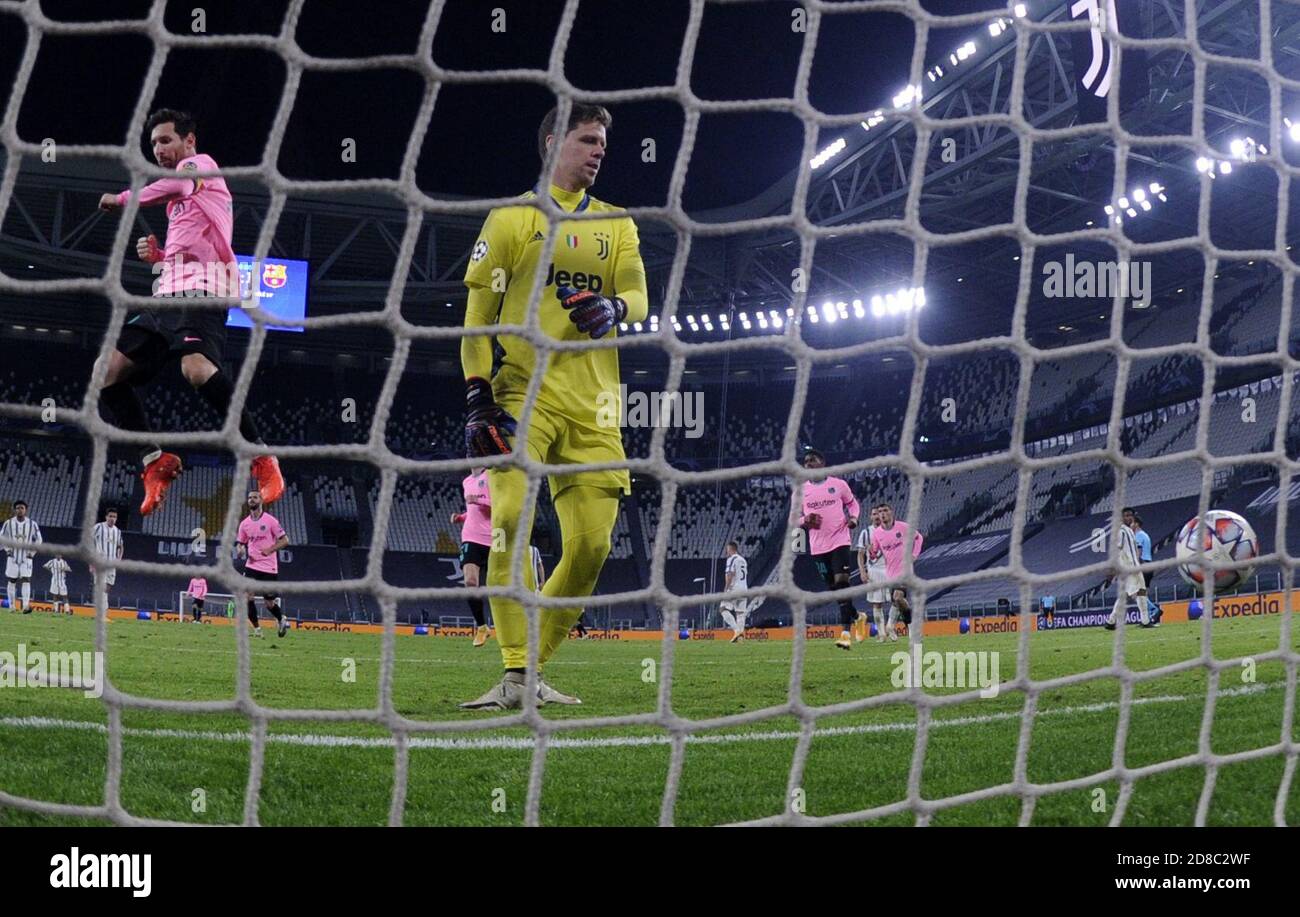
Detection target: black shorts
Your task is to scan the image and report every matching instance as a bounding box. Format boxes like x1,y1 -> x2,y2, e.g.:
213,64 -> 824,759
812,545 -> 854,586
243,567 -> 279,602
460,541 -> 490,570
117,307 -> 227,384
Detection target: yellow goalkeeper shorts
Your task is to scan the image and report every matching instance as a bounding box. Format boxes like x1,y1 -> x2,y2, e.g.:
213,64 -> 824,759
498,393 -> 631,498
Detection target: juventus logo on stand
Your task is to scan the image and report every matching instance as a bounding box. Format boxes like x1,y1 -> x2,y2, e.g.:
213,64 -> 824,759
1069,0 -> 1147,124
1072,0 -> 1119,100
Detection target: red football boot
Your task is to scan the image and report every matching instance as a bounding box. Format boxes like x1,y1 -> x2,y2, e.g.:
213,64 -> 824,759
251,454 -> 284,505
140,452 -> 183,516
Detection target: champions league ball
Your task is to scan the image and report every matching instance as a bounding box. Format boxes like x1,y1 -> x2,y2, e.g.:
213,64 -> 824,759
1175,510 -> 1258,591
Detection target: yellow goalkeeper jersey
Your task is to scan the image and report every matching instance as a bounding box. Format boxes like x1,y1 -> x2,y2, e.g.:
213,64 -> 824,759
463,183 -> 648,428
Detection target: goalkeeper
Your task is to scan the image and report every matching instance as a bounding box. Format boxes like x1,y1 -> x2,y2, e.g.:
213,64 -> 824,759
459,104 -> 648,710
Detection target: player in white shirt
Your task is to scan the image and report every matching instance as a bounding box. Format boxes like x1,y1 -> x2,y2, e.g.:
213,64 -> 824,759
90,508 -> 124,588
2,500 -> 42,613
44,555 -> 72,615
720,541 -> 749,643
1105,519 -> 1153,629
856,506 -> 891,642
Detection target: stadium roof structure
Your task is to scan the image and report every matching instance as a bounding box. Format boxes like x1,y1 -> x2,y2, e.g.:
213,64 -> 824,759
0,0 -> 1296,371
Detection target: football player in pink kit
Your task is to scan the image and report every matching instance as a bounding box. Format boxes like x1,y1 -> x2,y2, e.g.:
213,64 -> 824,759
451,467 -> 494,647
799,448 -> 861,650
235,490 -> 290,638
869,502 -> 924,637
97,109 -> 283,517
186,571 -> 209,623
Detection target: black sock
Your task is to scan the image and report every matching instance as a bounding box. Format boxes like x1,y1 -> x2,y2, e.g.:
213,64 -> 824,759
101,382 -> 161,462
196,371 -> 264,444
247,598 -> 259,627
467,597 -> 485,626
838,600 -> 858,630
267,602 -> 283,622
505,667 -> 525,676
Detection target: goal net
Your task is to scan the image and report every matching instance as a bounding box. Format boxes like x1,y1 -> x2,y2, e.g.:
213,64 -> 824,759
0,0 -> 1296,829
175,592 -> 242,622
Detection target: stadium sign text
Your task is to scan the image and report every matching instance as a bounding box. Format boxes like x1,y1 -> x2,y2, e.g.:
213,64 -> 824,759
1213,595 -> 1281,618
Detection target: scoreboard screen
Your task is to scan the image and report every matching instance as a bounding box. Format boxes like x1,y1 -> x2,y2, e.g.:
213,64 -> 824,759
226,256 -> 309,333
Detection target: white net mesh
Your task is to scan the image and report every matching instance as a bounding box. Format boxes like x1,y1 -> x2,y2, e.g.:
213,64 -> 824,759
0,0 -> 1296,827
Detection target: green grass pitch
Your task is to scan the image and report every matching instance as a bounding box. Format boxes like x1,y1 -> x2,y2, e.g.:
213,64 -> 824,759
0,612 -> 1296,826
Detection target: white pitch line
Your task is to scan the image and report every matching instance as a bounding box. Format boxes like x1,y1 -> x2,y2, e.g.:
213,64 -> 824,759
0,683 -> 1277,752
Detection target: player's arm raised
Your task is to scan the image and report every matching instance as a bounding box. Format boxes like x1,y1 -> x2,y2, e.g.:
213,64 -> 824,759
100,158 -> 200,213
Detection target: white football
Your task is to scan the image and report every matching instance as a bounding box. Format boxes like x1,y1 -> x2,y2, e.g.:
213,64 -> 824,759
1175,510 -> 1258,591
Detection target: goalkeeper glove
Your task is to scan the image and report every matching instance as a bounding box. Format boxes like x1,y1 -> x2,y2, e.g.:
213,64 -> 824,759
464,377 -> 517,458
557,285 -> 627,339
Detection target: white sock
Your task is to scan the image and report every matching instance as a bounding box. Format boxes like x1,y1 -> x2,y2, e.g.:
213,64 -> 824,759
735,613 -> 746,635
21,581 -> 30,609
872,606 -> 884,635
1137,594 -> 1150,625
1108,596 -> 1124,626
721,609 -> 737,631
887,605 -> 898,634
6,583 -> 14,610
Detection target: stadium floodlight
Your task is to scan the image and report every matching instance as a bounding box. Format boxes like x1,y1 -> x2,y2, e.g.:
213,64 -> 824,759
1289,119 -> 1300,142
861,111 -> 885,131
757,314 -> 768,328
950,53 -> 958,66
809,309 -> 819,323
810,137 -> 847,170
786,307 -> 794,317
1132,188 -> 1146,203
1230,138 -> 1245,158
852,299 -> 865,318
1118,196 -> 1129,209
871,294 -> 885,317
1139,200 -> 1151,211
893,84 -> 920,108
1104,204 -> 1114,215
916,287 -> 927,307
619,323 -> 628,331
738,312 -> 747,322
633,322 -> 643,332
1219,161 -> 1232,174
772,312 -> 784,328
989,20 -> 1003,37
1014,2 -> 1027,16
1195,156 -> 1213,172
822,302 -> 837,321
